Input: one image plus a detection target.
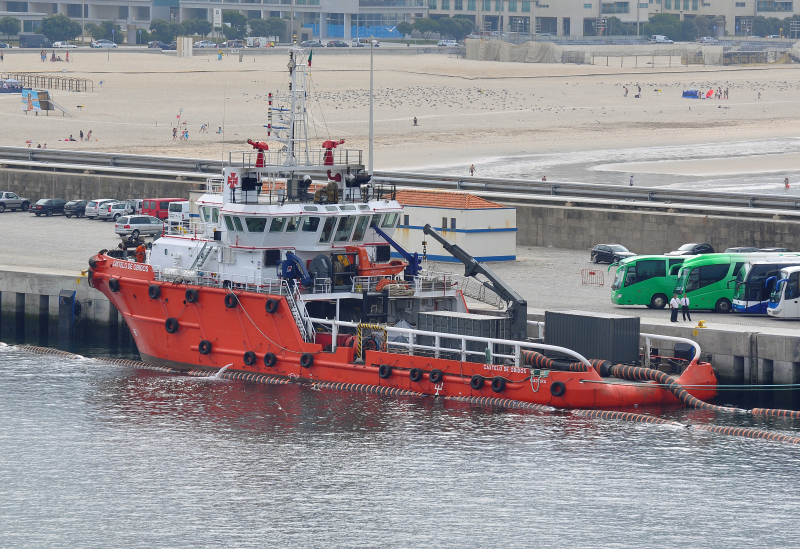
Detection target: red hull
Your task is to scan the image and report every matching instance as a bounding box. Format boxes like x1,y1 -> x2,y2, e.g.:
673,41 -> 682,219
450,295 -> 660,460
89,254 -> 718,409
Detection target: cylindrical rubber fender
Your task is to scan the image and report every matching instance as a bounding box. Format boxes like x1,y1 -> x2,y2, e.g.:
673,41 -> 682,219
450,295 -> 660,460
522,350 -> 553,369
198,340 -> 212,355
491,377 -> 506,393
470,375 -> 485,390
185,288 -> 199,303
165,317 -> 179,334
148,284 -> 161,299
300,353 -> 314,368
263,352 -> 277,368
378,364 -> 392,379
265,298 -> 279,314
224,293 -> 238,308
108,278 -> 120,293
591,359 -> 612,378
429,369 -> 444,384
409,367 -> 423,383
550,380 -> 566,397
243,351 -> 257,366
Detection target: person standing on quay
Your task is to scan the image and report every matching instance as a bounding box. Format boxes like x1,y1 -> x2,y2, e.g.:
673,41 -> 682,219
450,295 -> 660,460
630,175 -> 634,186
670,293 -> 680,322
785,177 -> 790,191
681,294 -> 692,322
469,164 -> 475,176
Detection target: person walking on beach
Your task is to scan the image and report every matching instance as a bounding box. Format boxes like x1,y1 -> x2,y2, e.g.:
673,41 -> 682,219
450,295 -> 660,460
1,51 -> 4,63
624,86 -> 628,97
87,130 -> 92,141
79,130 -> 84,141
785,177 -> 790,190
681,294 -> 692,322
173,127 -> 177,140
725,87 -> 728,99
629,175 -> 634,186
413,116 -> 418,126
469,164 -> 475,176
200,124 -> 208,133
670,294 -> 680,322
65,51 -> 69,62
758,91 -> 761,100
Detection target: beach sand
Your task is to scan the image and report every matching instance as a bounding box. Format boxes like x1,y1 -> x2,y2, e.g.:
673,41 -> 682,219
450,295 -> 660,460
1,48 -> 800,171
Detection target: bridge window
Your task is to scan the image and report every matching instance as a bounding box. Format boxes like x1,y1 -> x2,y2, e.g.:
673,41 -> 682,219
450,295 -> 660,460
245,217 -> 267,232
200,207 -> 210,222
319,217 -> 336,243
372,213 -> 382,228
212,208 -> 219,223
224,216 -> 234,231
351,216 -> 371,242
269,217 -> 286,233
302,217 -> 321,232
233,216 -> 244,232
381,213 -> 399,228
334,216 -> 356,242
286,216 -> 301,232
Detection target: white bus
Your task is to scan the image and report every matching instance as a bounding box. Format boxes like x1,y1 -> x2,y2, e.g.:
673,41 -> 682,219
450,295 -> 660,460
766,266 -> 800,318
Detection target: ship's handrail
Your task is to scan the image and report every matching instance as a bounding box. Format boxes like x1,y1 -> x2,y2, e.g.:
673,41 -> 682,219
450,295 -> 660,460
287,280 -> 314,342
312,318 -> 593,370
352,275 -> 395,293
227,148 -> 364,169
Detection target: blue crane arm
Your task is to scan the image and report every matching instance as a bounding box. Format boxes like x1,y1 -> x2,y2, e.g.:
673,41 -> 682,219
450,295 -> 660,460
282,252 -> 313,287
371,223 -> 421,278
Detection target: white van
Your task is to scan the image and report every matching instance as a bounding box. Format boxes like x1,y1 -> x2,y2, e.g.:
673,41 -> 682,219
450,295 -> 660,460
438,39 -> 458,47
650,35 -> 674,44
352,38 -> 379,47
168,200 -> 191,228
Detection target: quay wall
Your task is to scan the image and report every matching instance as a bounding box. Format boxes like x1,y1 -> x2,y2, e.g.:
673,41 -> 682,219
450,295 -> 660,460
0,168 -> 203,202
513,203 -> 800,255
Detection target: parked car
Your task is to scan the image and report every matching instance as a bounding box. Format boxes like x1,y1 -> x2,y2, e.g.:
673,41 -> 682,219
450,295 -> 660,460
0,42 -> 13,48
31,198 -> 67,216
193,40 -> 218,48
665,243 -> 714,256
167,200 -> 191,227
148,41 -> 170,49
142,198 -> 185,220
326,41 -> 349,48
167,41 -> 177,50
221,40 -> 243,48
438,39 -> 457,47
759,247 -> 792,253
52,42 -> 78,49
352,38 -> 379,47
591,244 -> 635,264
766,35 -> 781,39
698,36 -> 719,44
0,191 -> 31,212
115,215 -> 165,238
85,199 -> 116,219
64,200 -> 87,218
98,201 -> 130,221
300,40 -> 323,47
650,35 -> 674,44
92,39 -> 118,49
724,246 -> 759,253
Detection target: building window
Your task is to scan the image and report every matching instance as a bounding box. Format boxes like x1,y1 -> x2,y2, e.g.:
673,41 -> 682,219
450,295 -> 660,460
468,0 -> 476,9
138,6 -> 150,20
429,0 -> 436,7
450,218 -> 457,229
7,2 -> 28,12
583,2 -> 592,6
442,0 -> 449,9
735,1 -> 746,5
455,0 -> 463,8
119,6 -> 129,19
509,0 -> 517,10
756,1 -> 793,10
602,2 -> 630,13
683,0 -> 689,8
442,217 -> 448,230
495,0 -> 503,10
23,20 -> 40,31
524,1 -> 532,11
403,215 -> 409,226
484,0 -> 491,10
67,3 -> 81,16
639,2 -> 648,6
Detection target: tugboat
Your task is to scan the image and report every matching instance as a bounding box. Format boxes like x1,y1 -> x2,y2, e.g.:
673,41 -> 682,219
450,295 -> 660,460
88,48 -> 718,409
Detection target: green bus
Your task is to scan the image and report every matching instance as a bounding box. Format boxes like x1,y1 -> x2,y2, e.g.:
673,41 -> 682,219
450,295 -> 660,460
673,254 -> 754,313
611,255 -> 690,309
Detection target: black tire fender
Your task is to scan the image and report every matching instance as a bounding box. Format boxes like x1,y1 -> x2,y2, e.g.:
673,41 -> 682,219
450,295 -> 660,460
224,293 -> 238,308
470,375 -> 485,390
409,368 -> 423,383
108,278 -> 120,293
185,288 -> 199,303
243,351 -> 257,366
429,369 -> 444,384
550,380 -> 566,397
265,298 -> 279,314
198,340 -> 212,355
300,353 -> 314,368
378,364 -> 392,379
491,377 -> 506,393
165,317 -> 179,334
263,352 -> 277,368
148,284 -> 161,299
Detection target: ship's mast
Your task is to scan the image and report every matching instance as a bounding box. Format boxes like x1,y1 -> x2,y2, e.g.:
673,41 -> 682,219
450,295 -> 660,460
270,48 -> 310,167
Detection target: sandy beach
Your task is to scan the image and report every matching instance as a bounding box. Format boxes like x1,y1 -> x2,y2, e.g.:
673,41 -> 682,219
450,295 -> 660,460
2,48 -> 800,172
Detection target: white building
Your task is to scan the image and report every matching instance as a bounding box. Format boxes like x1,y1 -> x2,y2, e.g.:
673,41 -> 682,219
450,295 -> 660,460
393,189 -> 516,263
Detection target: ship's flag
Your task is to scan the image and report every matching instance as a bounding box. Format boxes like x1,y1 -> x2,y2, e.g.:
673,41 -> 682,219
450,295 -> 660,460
308,50 -> 313,67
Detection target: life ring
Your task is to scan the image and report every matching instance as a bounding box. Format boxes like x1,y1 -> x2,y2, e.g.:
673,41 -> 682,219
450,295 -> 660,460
491,377 -> 506,393
165,317 -> 179,334
198,340 -> 212,355
265,298 -> 279,314
263,352 -> 277,367
243,351 -> 256,366
185,288 -> 199,303
378,364 -> 392,379
550,381 -> 566,397
108,278 -> 120,293
409,368 -> 423,383
470,375 -> 484,390
300,353 -> 314,368
224,293 -> 238,308
148,284 -> 160,299
429,369 -> 444,384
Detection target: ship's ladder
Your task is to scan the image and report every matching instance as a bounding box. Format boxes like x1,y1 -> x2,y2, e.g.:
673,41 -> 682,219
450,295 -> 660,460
188,241 -> 213,271
284,280 -> 314,342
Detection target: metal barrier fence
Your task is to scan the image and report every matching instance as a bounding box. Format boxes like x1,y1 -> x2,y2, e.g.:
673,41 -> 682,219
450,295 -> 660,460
581,269 -> 605,287
1,72 -> 93,92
